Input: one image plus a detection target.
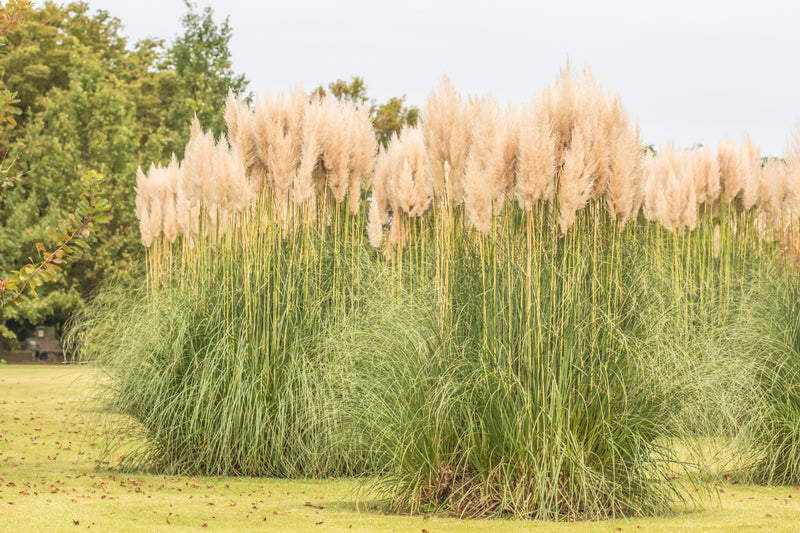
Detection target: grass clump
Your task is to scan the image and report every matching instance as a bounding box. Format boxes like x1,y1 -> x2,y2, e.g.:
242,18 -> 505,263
76,207 -> 374,478
70,65 -> 800,524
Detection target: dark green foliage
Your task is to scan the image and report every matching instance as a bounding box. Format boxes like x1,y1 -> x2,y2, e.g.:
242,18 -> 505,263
0,1 -> 248,341
373,96 -> 419,147
313,76 -> 420,147
168,1 -> 248,146
1,171 -> 109,340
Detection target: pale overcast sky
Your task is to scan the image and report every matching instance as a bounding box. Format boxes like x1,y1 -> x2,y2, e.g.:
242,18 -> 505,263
83,0 -> 800,156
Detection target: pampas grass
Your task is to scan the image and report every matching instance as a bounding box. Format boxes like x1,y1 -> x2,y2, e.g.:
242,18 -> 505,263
558,124 -> 596,233
91,69 -> 800,524
423,75 -> 472,205
516,100 -> 556,210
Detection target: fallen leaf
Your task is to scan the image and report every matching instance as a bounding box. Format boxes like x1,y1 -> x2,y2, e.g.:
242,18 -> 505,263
305,501 -> 325,510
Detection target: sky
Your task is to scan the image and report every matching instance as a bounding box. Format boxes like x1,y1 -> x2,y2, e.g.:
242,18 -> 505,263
83,0 -> 800,156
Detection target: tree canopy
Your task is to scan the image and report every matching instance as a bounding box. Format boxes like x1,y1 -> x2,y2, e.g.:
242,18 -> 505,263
0,1 -> 248,344
312,76 -> 420,147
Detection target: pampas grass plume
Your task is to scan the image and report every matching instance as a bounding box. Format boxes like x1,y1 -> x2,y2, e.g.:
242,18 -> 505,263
516,100 -> 556,210
605,123 -> 642,223
558,125 -> 596,233
741,134 -> 761,210
719,137 -> 744,204
134,166 -> 153,247
423,76 -> 472,205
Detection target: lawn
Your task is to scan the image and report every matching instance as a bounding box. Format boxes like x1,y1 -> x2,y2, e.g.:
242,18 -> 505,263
1,364 -> 799,532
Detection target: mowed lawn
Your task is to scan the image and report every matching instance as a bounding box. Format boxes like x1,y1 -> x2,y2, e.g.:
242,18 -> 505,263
2,365 -> 800,532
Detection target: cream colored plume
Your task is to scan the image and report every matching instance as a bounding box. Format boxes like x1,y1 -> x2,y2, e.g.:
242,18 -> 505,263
162,155 -> 180,243
537,63 -> 607,168
303,96 -> 376,208
785,121 -> 800,216
718,137 -> 744,204
318,96 -> 350,202
296,97 -> 325,207
134,160 -> 182,246
605,123 -> 643,223
464,96 -> 519,233
516,99 -> 556,211
182,116 -> 215,208
176,178 -> 200,248
212,137 -> 253,216
346,101 -> 378,213
367,197 -> 383,248
759,159 -> 788,220
537,62 -> 642,219
368,126 -> 430,248
740,134 -> 761,210
146,164 -> 164,243
558,126 -> 596,233
224,91 -> 259,181
373,143 -> 391,210
692,146 -> 721,207
541,63 -> 579,162
643,144 -> 698,231
423,75 -> 473,205
134,166 -> 154,247
254,87 -> 306,203
367,143 -> 391,247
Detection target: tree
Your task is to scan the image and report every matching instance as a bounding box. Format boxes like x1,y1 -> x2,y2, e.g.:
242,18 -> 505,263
312,76 -> 420,147
1,171 -> 110,312
168,1 -> 248,146
0,1 -> 250,344
372,96 -> 419,147
0,1 -> 109,347
0,0 -> 30,190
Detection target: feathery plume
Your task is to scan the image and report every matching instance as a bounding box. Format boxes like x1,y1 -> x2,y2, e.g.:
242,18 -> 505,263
740,134 -> 761,210
423,75 -> 472,205
643,144 -> 698,231
296,96 -> 324,207
147,163 -> 164,243
367,197 -> 383,248
224,91 -> 259,181
464,96 -> 517,232
370,126 -> 430,248
516,99 -> 556,210
605,123 -> 643,223
785,121 -> 800,216
387,126 -> 431,217
692,146 -> 721,208
347,101 -> 378,213
134,166 -> 153,247
718,137 -> 744,204
254,88 -> 305,205
162,155 -> 180,243
558,126 -> 596,233
759,159 -> 788,219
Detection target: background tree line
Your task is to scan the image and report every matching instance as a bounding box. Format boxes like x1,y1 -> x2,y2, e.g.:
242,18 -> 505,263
0,0 -> 416,347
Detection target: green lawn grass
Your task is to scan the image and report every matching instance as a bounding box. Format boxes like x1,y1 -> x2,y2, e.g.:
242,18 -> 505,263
2,364 -> 800,532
